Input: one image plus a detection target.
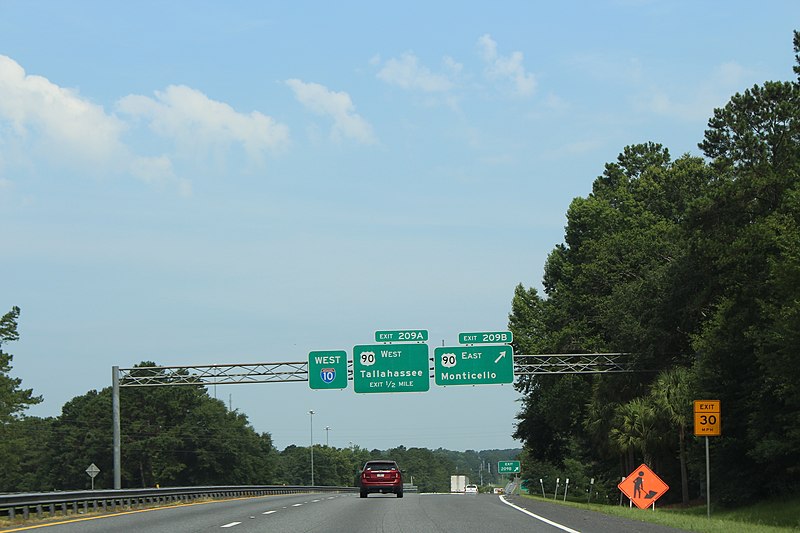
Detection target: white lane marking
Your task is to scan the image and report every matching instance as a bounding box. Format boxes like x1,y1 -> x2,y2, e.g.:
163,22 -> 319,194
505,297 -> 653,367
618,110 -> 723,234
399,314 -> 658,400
312,499 -> 321,502
221,522 -> 242,528
499,496 -> 581,533
263,510 -> 277,515
292,503 -> 303,507
327,497 -> 335,500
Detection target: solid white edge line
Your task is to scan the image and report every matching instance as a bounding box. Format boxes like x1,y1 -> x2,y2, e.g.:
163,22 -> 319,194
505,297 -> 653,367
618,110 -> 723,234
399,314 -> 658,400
220,521 -> 242,528
499,495 -> 581,533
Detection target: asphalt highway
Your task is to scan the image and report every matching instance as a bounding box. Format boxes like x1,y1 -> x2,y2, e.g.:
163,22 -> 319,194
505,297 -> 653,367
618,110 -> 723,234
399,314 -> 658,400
1,492 -> 689,533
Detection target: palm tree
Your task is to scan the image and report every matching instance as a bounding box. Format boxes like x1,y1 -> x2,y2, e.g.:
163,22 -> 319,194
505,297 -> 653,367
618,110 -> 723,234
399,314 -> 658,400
610,397 -> 660,471
650,366 -> 693,505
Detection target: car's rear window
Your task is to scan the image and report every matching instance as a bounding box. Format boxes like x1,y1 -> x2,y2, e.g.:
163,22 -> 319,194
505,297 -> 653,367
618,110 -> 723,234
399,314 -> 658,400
365,462 -> 397,471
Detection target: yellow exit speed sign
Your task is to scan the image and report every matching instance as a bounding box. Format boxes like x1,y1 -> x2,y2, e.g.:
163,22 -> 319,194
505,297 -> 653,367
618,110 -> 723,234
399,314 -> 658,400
694,400 -> 721,436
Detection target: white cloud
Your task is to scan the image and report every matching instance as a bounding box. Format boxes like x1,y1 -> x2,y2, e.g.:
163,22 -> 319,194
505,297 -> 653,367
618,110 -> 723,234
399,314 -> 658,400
637,61 -> 751,121
477,34 -> 536,96
377,53 -> 455,92
544,93 -> 570,111
129,154 -> 191,196
0,54 -> 126,165
118,85 -> 289,162
285,79 -> 376,144
0,55 -> 187,192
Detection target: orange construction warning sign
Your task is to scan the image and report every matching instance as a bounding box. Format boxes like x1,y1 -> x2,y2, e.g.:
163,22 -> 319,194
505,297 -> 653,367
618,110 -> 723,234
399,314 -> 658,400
618,463 -> 669,509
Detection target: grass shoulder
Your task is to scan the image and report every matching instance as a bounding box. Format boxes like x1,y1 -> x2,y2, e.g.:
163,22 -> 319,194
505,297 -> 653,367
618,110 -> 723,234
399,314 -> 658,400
518,492 -> 800,533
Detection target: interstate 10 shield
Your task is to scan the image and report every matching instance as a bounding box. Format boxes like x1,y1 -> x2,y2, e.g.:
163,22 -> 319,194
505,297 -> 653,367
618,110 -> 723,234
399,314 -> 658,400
309,350 -> 348,389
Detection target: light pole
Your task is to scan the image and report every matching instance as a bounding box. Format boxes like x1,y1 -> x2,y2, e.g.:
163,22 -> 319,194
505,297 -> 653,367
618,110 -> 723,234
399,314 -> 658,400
325,426 -> 331,446
309,410 -> 315,486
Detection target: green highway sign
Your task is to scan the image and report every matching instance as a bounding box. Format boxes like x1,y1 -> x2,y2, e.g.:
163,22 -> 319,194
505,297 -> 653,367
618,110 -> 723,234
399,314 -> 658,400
498,460 -> 521,474
353,343 -> 430,393
458,331 -> 513,344
308,350 -> 348,390
434,345 -> 514,386
375,329 -> 428,343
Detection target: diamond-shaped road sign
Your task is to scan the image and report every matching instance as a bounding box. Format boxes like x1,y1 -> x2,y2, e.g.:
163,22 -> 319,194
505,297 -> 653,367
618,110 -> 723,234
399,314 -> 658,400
86,463 -> 100,478
618,463 -> 669,509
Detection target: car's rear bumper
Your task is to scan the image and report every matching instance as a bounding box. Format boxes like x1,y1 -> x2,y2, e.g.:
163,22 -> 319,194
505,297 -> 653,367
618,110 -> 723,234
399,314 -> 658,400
361,483 -> 403,494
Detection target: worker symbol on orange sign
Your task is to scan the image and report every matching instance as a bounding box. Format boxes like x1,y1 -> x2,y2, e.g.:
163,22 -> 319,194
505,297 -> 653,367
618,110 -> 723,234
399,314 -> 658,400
632,470 -> 659,499
632,471 -> 645,498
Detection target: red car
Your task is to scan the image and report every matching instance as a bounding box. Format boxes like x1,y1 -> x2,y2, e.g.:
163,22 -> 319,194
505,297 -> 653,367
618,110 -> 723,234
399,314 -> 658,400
359,460 -> 403,498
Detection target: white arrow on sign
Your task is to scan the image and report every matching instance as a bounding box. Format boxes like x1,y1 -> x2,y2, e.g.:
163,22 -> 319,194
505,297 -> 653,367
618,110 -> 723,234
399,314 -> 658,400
494,351 -> 507,364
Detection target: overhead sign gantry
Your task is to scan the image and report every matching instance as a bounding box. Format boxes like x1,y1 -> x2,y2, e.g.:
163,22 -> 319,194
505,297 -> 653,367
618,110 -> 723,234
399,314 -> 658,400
113,328 -> 640,489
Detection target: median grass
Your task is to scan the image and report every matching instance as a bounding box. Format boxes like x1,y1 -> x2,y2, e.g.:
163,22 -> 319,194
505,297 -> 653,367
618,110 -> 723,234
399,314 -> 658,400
520,493 -> 800,532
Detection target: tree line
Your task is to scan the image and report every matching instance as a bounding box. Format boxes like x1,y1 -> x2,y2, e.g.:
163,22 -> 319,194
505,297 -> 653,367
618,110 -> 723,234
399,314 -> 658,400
0,308 -> 518,493
508,32 -> 800,506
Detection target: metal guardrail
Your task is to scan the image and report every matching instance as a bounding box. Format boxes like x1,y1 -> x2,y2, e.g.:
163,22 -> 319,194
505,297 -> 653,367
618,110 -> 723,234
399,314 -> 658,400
0,485 -> 357,522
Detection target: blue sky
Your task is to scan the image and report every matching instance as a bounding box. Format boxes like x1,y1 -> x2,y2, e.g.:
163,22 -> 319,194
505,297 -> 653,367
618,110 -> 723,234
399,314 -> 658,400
3,1 -> 799,452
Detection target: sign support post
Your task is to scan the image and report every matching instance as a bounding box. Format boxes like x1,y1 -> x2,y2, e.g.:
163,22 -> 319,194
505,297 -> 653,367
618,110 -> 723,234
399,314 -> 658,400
112,366 -> 121,490
694,399 -> 721,518
706,436 -> 711,518
85,463 -> 100,490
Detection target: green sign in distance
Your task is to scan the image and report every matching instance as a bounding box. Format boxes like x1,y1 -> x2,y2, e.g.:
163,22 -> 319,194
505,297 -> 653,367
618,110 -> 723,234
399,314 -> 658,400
375,329 -> 428,343
308,350 -> 348,390
498,461 -> 521,474
353,343 -> 430,393
434,345 -> 514,386
458,331 -> 513,344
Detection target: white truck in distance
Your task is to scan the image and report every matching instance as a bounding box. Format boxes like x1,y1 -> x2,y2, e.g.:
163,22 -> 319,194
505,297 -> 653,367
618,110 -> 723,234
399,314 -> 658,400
450,475 -> 468,493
